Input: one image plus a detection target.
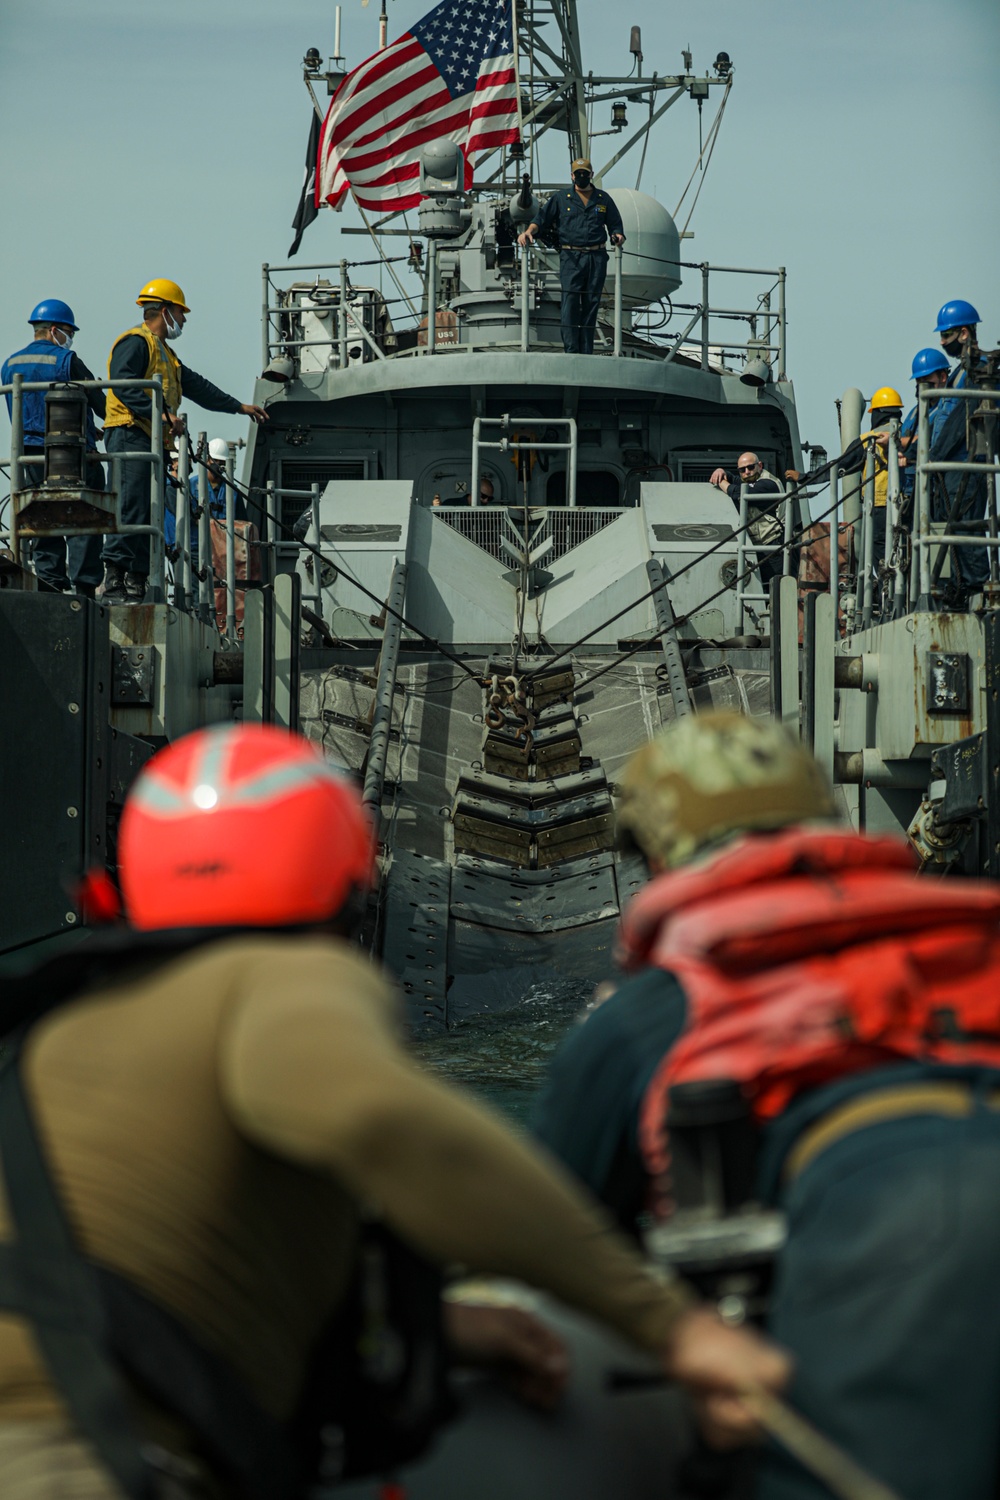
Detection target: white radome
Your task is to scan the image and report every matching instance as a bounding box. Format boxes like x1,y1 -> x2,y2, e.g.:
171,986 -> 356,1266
603,188 -> 682,306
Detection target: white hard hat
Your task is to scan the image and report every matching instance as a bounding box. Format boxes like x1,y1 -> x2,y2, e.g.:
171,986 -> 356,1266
208,438 -> 230,462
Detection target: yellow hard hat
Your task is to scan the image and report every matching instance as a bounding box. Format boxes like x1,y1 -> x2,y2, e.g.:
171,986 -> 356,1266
870,386 -> 903,412
136,278 -> 190,313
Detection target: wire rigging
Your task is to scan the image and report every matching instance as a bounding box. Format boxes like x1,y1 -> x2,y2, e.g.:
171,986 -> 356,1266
673,77 -> 731,233
185,448 -> 843,706
192,457 -> 486,684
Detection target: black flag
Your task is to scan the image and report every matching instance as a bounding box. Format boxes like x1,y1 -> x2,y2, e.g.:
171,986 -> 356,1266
288,112 -> 321,257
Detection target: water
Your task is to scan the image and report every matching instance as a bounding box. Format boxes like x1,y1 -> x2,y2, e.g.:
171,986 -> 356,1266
411,976 -> 592,1124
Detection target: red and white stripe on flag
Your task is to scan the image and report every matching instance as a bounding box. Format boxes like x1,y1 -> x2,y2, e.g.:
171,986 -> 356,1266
316,0 -> 519,213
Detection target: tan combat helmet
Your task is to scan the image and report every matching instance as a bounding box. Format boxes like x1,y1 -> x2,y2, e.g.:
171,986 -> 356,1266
617,710 -> 839,871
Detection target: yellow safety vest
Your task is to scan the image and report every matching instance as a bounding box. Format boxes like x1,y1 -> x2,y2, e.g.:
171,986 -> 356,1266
860,429 -> 890,509
104,324 -> 182,435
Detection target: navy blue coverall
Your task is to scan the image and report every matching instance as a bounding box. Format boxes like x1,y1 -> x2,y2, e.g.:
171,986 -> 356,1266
534,187 -> 625,354
1,340 -> 105,591
534,971 -> 1000,1500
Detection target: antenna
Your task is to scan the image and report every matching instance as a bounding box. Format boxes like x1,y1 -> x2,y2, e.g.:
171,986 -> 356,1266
629,25 -> 642,78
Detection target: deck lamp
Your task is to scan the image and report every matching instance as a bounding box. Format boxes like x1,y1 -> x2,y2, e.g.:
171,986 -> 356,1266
741,357 -> 771,389
262,354 -> 295,383
612,101 -> 628,128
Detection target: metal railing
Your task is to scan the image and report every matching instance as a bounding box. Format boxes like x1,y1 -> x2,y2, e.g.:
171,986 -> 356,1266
779,377 -> 1000,658
913,384 -> 1000,608
169,433 -> 249,640
734,486 -> 796,632
3,374 -> 168,600
471,415 -> 578,510
2,376 -> 257,635
261,253 -> 787,378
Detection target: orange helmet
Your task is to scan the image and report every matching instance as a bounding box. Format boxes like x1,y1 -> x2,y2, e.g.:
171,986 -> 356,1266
118,725 -> 374,931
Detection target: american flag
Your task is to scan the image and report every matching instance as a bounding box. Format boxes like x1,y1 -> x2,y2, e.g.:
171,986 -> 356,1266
316,0 -> 519,213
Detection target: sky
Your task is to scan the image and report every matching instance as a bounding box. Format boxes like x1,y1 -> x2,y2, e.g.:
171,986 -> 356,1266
1,0 -> 997,456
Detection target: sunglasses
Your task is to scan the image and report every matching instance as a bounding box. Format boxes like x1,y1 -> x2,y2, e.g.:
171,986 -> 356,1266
737,463 -> 758,474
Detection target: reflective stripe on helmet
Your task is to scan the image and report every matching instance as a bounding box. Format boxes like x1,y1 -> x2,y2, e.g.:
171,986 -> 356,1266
130,729 -> 350,817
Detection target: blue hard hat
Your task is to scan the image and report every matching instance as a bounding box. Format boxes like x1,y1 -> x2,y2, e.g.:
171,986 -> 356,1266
934,299 -> 980,333
28,298 -> 78,331
911,347 -> 950,381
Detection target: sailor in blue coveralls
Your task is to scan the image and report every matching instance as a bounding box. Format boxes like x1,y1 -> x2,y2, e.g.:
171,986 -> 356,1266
1,299 -> 106,596
518,159 -> 625,355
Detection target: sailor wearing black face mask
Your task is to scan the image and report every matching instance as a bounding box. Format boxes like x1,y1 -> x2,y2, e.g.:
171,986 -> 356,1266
517,159 -> 626,354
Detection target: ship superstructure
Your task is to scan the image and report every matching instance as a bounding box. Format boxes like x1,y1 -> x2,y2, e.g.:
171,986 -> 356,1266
4,3 -> 997,1044
236,2 -> 806,1024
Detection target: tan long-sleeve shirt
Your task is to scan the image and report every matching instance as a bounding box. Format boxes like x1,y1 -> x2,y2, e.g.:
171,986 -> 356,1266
0,935 -> 690,1427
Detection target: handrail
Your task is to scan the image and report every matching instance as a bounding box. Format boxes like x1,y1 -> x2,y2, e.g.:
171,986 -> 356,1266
792,379 -> 1000,639
471,415 -> 578,509
4,374 -> 167,602
913,382 -> 1000,609
262,252 -> 788,381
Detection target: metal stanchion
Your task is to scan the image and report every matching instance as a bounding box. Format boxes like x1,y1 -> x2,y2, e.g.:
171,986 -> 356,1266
427,237 -> 438,357
860,446 -> 875,628
148,377 -> 166,602
9,374 -> 22,563
470,417 -> 482,508
339,259 -> 349,369
308,481 -> 323,616
915,390 -> 933,606
196,433 -> 213,624
176,429 -> 192,610
224,446 -> 237,642
829,466 -> 840,636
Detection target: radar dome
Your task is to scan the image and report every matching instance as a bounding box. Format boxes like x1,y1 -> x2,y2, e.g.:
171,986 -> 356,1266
603,189 -> 681,306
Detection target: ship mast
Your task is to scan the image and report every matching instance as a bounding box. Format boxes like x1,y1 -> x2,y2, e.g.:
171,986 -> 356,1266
304,1 -> 734,249
497,0 -> 732,192
529,0 -> 590,164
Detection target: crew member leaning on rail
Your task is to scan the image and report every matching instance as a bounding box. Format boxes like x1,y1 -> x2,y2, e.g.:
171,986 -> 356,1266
0,723 -> 787,1500
101,278 -> 268,605
534,711 -> 1000,1500
517,160 -> 625,356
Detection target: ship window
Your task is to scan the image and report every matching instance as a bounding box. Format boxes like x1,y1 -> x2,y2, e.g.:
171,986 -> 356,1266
545,469 -> 621,506
279,459 -> 368,530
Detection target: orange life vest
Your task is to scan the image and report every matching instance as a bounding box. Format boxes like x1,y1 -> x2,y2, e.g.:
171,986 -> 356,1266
617,827 -> 1000,1188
